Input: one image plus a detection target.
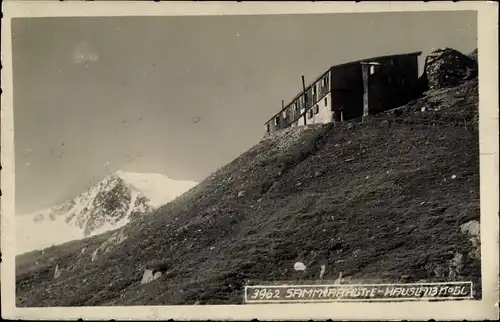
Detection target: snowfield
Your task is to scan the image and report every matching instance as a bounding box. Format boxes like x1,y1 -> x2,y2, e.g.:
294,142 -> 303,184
16,171 -> 198,254
115,171 -> 198,208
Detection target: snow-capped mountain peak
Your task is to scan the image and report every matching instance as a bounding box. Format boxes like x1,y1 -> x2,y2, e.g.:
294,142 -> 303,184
115,171 -> 198,208
16,171 -> 198,255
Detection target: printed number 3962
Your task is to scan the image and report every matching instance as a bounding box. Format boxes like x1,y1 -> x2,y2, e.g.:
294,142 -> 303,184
249,289 -> 280,300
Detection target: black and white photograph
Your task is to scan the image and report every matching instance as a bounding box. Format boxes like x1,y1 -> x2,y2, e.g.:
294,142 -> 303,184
1,1 -> 498,321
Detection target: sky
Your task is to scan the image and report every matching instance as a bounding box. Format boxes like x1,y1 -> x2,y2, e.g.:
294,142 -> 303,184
11,11 -> 477,214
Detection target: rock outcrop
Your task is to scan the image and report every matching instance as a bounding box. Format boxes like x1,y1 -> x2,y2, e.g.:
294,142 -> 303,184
140,268 -> 163,285
140,260 -> 172,285
422,48 -> 477,91
91,229 -> 128,262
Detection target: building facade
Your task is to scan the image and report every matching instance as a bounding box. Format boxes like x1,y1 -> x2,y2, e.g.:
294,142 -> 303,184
265,52 -> 422,134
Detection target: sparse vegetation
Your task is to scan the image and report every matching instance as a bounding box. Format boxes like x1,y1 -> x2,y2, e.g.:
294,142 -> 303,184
16,50 -> 481,306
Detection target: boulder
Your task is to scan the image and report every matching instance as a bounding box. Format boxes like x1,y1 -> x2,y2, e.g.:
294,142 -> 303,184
54,264 -> 62,279
141,268 -> 163,285
460,220 -> 480,260
293,261 -> 306,271
140,260 -> 172,285
91,229 -> 128,262
423,48 -> 477,91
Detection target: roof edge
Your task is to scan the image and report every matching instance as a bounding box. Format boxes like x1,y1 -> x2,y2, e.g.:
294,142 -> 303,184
330,51 -> 423,70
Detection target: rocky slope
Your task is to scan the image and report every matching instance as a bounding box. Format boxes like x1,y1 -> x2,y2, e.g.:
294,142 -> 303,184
16,48 -> 481,306
16,171 -> 198,255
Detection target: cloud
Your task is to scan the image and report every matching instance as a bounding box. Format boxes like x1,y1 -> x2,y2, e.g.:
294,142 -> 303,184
72,41 -> 99,64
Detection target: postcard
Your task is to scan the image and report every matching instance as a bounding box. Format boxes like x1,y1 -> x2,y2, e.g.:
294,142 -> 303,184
1,1 -> 498,320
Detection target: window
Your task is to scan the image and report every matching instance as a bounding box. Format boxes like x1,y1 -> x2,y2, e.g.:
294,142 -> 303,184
274,116 -> 280,126
314,105 -> 319,114
313,85 -> 317,96
370,65 -> 375,75
266,123 -> 270,132
307,109 -> 313,119
324,97 -> 328,106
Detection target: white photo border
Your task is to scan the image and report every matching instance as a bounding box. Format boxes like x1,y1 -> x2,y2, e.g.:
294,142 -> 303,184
1,1 -> 498,320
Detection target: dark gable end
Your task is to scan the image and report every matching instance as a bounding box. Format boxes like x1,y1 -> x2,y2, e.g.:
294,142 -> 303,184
329,51 -> 422,71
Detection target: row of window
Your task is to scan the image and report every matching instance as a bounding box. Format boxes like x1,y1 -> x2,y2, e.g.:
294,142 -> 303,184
292,97 -> 328,123
313,77 -> 329,96
269,78 -> 331,131
307,104 -> 320,119
267,59 -> 409,132
290,75 -> 330,112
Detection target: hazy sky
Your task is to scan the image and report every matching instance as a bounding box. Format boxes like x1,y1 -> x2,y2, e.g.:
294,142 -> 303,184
11,11 -> 477,213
